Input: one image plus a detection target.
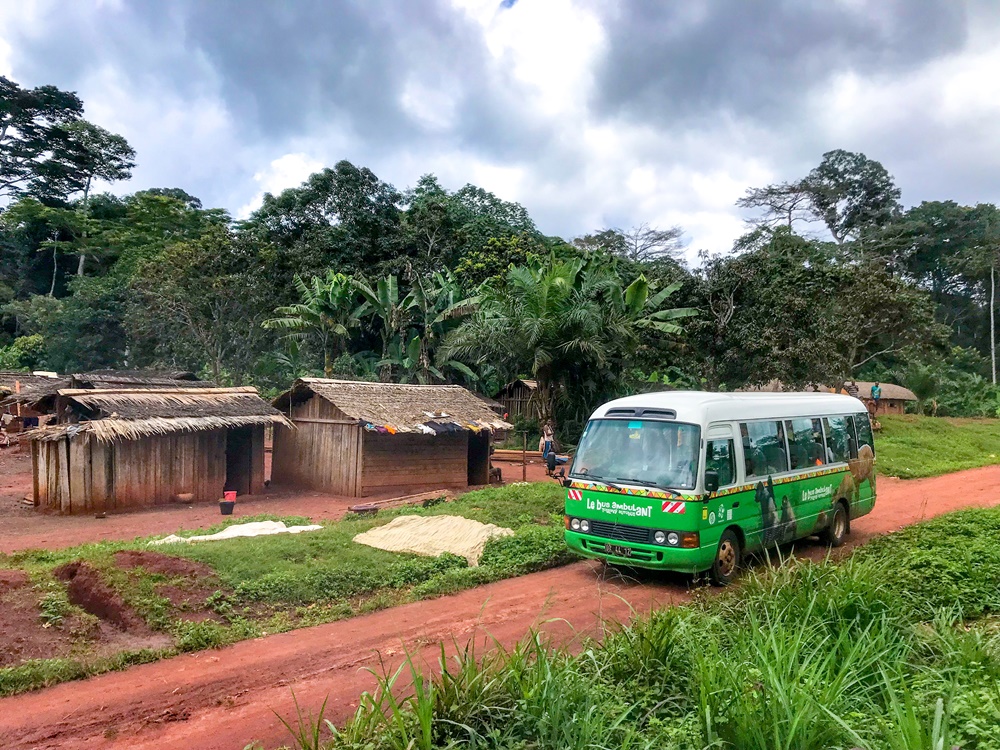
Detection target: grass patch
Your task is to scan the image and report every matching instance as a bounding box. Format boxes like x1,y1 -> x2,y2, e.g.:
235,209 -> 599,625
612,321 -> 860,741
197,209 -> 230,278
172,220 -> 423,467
875,414 -> 1000,478
0,482 -> 570,696
319,507 -> 1000,750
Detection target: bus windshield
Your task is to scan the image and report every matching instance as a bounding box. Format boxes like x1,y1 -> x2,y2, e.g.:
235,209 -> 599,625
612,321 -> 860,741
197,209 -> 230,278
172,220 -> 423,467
569,419 -> 701,490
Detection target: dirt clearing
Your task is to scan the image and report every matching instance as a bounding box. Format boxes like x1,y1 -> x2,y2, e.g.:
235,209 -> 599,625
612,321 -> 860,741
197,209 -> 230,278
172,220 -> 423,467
1,464 -> 998,750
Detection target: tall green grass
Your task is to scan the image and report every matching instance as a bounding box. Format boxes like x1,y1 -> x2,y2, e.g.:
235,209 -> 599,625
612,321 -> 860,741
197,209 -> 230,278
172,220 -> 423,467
875,415 -> 1000,478
312,508 -> 1000,750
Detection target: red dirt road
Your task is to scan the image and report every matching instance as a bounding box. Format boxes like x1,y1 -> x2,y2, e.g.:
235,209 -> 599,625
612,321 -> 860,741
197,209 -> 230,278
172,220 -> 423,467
2,465 -> 999,750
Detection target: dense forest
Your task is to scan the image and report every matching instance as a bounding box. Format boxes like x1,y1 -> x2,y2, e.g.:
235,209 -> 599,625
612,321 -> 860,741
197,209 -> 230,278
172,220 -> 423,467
3,75 -> 1000,438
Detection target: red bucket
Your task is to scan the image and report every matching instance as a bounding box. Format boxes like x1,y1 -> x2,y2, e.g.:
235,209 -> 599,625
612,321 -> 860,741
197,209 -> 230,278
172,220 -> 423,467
223,491 -> 236,502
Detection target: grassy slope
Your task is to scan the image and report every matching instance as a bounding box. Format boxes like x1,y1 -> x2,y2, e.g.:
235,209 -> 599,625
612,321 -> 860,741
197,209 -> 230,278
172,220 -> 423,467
325,507 -> 1000,750
0,483 -> 570,696
876,414 -> 1000,479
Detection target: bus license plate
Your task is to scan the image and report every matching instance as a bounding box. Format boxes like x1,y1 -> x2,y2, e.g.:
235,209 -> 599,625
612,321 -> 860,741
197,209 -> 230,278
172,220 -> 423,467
604,543 -> 632,558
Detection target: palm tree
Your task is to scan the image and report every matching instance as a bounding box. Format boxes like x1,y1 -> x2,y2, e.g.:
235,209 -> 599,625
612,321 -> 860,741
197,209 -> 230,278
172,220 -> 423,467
445,255 -> 695,424
263,271 -> 363,377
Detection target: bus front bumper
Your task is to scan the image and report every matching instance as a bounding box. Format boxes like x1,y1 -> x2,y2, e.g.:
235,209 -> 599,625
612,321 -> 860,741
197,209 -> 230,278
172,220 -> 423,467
564,531 -> 715,573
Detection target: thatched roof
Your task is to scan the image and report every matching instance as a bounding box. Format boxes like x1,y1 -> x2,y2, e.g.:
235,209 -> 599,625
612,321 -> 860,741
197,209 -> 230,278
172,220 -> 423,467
493,378 -> 537,397
274,378 -> 513,434
77,370 -> 207,389
737,379 -> 917,401
29,387 -> 291,443
1,369 -> 212,411
0,371 -> 63,399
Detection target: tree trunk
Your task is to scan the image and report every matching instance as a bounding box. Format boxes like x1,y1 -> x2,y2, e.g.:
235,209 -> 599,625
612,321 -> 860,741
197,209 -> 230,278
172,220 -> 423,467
49,241 -> 59,296
77,175 -> 93,277
991,263 -> 996,385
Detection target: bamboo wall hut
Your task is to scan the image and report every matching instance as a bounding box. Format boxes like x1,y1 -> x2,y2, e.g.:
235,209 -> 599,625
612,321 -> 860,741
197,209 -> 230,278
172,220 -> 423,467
272,379 -> 513,497
493,379 -> 539,421
28,387 -> 290,515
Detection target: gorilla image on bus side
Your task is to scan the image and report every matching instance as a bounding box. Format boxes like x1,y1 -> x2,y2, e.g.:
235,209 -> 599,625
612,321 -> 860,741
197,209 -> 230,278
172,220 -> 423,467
756,476 -> 798,546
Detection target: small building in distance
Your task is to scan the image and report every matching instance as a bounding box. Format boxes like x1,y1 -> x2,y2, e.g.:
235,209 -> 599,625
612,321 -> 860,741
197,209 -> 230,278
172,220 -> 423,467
1,371 -> 62,432
736,379 -> 917,416
28,387 -> 290,515
834,381 -> 917,416
493,379 -> 539,421
272,379 -> 513,497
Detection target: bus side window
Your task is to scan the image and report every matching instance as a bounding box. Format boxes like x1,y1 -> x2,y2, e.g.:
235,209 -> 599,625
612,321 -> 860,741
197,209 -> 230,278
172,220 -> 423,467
785,418 -> 827,470
844,415 -> 858,459
740,423 -> 754,477
741,420 -> 789,477
706,439 -> 735,487
855,412 -> 875,456
823,416 -> 855,463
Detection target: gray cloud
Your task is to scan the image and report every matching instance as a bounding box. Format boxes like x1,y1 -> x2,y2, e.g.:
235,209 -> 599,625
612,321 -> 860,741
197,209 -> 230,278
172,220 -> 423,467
592,0 -> 967,125
2,0 -> 998,251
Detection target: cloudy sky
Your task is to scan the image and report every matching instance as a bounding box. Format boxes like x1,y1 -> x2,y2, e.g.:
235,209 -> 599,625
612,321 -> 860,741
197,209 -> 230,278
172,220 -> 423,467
2,0 -> 999,255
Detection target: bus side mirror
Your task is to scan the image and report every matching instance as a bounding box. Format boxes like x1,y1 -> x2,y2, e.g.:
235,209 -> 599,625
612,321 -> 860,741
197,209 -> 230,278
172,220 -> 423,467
704,471 -> 720,494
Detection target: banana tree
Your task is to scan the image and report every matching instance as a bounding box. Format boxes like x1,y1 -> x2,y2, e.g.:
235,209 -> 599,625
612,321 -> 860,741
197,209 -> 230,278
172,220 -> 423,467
263,271 -> 363,376
402,270 -> 478,383
353,274 -> 411,381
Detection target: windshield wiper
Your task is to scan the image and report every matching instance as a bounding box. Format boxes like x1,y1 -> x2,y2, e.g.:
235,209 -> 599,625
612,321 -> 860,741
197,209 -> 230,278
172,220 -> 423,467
615,478 -> 685,498
572,473 -> 620,489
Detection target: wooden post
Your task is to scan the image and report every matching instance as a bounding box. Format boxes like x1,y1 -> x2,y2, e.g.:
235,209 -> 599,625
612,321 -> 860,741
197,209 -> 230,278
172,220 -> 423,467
521,431 -> 526,482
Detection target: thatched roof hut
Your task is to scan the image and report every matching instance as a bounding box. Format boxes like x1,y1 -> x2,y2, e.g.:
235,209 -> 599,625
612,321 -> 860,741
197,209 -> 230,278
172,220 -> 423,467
272,379 -> 512,497
493,378 -> 539,421
28,387 -> 290,515
1,369 -> 214,414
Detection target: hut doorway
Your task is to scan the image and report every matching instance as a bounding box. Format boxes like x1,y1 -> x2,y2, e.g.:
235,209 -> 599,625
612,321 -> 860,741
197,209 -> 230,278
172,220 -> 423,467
225,427 -> 253,495
467,430 -> 490,485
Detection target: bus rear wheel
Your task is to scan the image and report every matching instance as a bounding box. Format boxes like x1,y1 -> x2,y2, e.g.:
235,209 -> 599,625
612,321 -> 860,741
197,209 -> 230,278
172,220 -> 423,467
710,529 -> 741,586
822,502 -> 849,547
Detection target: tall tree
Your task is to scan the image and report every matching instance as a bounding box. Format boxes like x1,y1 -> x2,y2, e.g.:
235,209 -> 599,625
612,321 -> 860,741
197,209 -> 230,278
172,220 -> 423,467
42,121 -> 136,275
0,76 -> 83,200
575,224 -> 684,263
804,149 -> 902,245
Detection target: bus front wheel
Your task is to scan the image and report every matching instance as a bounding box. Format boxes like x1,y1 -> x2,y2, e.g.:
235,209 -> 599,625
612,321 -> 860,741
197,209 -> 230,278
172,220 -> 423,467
710,529 -> 741,586
822,502 -> 849,547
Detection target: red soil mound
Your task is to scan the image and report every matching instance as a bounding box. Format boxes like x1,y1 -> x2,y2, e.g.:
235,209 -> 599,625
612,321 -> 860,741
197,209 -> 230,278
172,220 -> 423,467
53,562 -> 141,631
0,569 -> 29,595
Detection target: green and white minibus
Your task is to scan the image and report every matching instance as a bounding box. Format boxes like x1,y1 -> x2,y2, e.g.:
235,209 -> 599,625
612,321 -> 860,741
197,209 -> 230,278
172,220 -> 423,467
563,392 -> 876,584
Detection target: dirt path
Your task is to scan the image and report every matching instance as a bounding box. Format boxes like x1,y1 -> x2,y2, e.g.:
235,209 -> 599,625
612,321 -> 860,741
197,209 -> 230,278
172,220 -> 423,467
2,465 -> 998,750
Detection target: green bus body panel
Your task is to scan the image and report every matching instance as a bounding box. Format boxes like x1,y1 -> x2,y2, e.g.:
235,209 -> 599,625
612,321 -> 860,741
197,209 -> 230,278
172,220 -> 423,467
564,466 -> 876,574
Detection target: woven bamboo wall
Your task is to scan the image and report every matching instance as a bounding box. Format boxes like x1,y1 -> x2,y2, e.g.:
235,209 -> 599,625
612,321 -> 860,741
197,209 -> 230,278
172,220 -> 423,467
33,426 -> 264,515
271,396 -> 361,495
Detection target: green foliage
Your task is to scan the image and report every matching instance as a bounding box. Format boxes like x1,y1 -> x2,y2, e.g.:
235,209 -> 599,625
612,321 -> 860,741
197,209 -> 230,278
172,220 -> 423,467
0,333 -> 44,369
875,414 -> 1000,478
323,508 -> 1000,750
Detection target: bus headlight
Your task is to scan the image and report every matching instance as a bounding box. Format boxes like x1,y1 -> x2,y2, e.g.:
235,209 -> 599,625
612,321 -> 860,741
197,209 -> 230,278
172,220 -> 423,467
579,519 -> 591,533
667,532 -> 680,546
570,518 -> 581,531
653,531 -> 666,544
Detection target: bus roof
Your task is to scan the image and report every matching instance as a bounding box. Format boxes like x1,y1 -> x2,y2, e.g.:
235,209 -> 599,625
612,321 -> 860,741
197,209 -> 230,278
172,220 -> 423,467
588,391 -> 868,425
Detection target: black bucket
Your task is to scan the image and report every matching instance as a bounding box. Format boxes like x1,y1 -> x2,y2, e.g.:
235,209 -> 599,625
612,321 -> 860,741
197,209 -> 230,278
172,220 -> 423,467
219,500 -> 235,515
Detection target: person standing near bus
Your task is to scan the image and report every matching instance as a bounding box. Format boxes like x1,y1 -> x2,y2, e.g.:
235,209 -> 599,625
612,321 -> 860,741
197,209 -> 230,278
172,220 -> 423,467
870,382 -> 882,414
846,379 -> 859,398
541,420 -> 555,459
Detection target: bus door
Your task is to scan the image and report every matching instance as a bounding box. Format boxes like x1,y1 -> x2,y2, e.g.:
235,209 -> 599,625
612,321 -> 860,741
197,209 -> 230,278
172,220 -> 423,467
703,425 -> 752,545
